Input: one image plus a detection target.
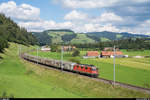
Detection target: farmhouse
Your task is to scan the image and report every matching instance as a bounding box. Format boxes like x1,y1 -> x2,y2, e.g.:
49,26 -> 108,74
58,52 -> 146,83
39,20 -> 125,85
83,51 -> 100,59
41,46 -> 51,52
101,51 -> 123,58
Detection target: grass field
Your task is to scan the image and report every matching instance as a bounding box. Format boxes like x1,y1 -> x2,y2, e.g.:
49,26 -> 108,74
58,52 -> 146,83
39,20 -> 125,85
29,50 -> 150,89
1,43 -> 150,98
71,34 -> 96,44
47,31 -> 74,44
0,43 -> 79,98
121,49 -> 150,56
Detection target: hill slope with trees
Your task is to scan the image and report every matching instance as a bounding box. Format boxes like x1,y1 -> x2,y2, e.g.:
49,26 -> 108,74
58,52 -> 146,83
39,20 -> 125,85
0,13 -> 37,53
32,29 -> 150,45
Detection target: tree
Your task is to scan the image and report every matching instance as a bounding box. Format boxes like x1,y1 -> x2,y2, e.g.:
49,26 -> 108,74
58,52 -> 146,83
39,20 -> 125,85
72,49 -> 80,57
50,45 -> 61,52
0,13 -> 37,52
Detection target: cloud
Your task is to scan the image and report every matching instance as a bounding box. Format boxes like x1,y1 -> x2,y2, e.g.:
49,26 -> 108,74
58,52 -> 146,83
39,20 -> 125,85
64,10 -> 88,20
18,20 -> 74,32
0,1 -> 40,21
128,19 -> 150,35
82,23 -> 120,33
1,1 -> 150,35
91,12 -> 123,23
56,0 -> 119,9
54,0 -> 150,9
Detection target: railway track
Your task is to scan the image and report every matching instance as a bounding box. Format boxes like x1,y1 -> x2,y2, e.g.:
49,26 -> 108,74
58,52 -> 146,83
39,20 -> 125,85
20,53 -> 150,95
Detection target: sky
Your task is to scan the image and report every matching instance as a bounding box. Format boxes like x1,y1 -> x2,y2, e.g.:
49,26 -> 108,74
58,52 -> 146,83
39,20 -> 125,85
0,0 -> 150,35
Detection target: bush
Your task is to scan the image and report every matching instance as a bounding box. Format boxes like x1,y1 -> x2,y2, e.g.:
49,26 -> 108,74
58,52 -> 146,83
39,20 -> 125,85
72,49 -> 80,57
69,58 -> 80,64
51,45 -> 61,52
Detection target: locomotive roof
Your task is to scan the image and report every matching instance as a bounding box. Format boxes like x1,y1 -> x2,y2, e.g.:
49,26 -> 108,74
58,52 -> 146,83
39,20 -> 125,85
78,64 -> 96,67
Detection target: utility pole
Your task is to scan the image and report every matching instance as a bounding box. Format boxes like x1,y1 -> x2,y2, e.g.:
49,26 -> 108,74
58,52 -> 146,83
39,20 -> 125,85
113,45 -> 116,86
61,45 -> 64,71
37,47 -> 38,64
18,45 -> 20,56
19,45 -> 22,56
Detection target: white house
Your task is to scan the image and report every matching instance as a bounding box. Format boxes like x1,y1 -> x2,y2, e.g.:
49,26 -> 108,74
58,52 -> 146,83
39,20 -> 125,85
41,46 -> 51,52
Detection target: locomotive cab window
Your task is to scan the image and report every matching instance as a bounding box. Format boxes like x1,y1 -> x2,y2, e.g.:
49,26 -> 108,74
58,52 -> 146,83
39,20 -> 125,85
92,68 -> 97,71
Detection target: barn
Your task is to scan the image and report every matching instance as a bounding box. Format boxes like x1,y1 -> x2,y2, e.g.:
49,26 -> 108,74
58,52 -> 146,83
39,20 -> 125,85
83,51 -> 100,59
101,51 -> 123,58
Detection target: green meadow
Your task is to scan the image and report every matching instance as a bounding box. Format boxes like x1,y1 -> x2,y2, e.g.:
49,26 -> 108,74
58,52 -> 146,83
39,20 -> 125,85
29,50 -> 150,89
0,43 -> 79,98
1,43 -> 150,98
121,49 -> 150,56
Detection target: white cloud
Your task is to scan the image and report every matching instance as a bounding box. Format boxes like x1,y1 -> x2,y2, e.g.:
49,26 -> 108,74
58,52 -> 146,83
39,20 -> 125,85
58,0 -> 119,9
18,20 -> 74,32
55,0 -> 149,9
0,1 -> 40,21
99,12 -> 123,22
91,12 -> 123,23
82,23 -> 120,33
64,10 -> 88,20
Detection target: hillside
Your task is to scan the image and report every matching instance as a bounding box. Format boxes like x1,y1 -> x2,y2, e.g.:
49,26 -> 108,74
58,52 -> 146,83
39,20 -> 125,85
1,43 -> 150,98
70,33 -> 96,44
0,13 -> 37,53
32,29 -> 150,45
86,31 -> 150,42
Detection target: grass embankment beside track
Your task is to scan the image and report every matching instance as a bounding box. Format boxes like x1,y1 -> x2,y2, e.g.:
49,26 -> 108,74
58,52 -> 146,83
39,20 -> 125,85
0,43 -> 79,98
0,43 -> 150,98
29,50 -> 150,89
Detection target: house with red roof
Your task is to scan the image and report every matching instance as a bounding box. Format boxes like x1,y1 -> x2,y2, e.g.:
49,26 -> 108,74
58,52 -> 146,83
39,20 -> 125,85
101,51 -> 123,58
86,51 -> 99,56
83,51 -> 100,59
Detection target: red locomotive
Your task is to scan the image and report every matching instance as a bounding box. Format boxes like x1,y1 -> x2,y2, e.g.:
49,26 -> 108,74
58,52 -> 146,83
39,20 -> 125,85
73,64 -> 99,77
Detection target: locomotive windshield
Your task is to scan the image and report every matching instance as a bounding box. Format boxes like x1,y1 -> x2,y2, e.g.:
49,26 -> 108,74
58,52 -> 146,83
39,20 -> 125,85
92,67 -> 97,71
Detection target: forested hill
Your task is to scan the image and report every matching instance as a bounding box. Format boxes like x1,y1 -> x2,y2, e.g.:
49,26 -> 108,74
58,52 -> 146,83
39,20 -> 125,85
45,29 -> 74,33
32,29 -> 150,45
0,13 -> 37,53
86,31 -> 149,42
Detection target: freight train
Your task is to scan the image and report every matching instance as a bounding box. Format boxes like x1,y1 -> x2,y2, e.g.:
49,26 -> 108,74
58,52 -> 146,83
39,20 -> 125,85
22,53 -> 99,78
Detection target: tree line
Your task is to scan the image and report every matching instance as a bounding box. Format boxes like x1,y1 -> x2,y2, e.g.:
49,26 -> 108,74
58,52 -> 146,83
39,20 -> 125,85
72,38 -> 150,51
0,13 -> 37,53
